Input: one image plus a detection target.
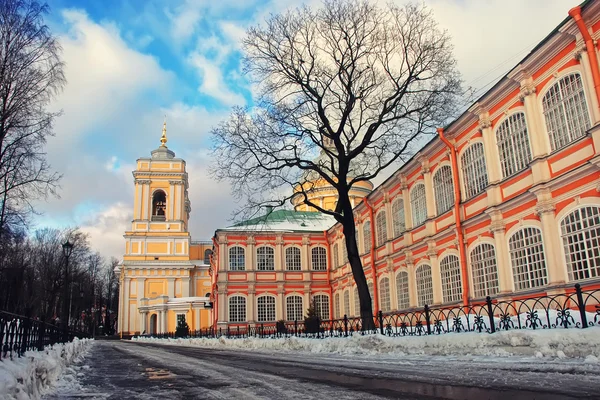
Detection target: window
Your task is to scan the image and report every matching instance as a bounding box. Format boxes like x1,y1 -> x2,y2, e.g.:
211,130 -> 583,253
285,247 -> 301,271
343,291 -> 350,317
496,112 -> 532,178
203,249 -> 213,264
461,142 -> 488,198
342,237 -> 348,264
151,190 -> 167,221
177,314 -> 186,326
333,243 -> 339,267
257,247 -> 275,271
334,293 -> 341,318
561,206 -> 600,281
416,264 -> 434,306
542,73 -> 591,151
433,165 -> 454,215
313,295 -> 329,320
470,243 -> 499,298
410,183 -> 427,226
375,211 -> 387,247
229,296 -> 246,322
362,221 -> 371,254
286,296 -> 303,321
509,227 -> 548,290
396,271 -> 410,310
392,198 -> 405,237
440,254 -> 462,303
229,246 -> 245,271
311,247 -> 327,271
257,296 -> 276,322
379,277 -> 391,312
367,281 -> 374,304
354,287 -> 360,316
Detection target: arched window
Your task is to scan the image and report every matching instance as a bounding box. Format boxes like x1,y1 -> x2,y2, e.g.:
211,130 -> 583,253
313,294 -> 329,320
257,296 -> 276,322
392,198 -> 405,237
151,190 -> 167,221
542,73 -> 591,151
470,243 -> 499,298
461,143 -> 488,198
509,227 -> 548,290
286,295 -> 303,321
343,291 -> 350,317
203,249 -> 212,264
434,165 -> 454,215
396,271 -> 410,310
379,277 -> 391,312
410,183 -> 427,226
311,247 -> 327,271
376,211 -> 387,247
496,112 -> 532,178
362,221 -> 371,255
229,296 -> 246,322
333,243 -> 339,267
342,237 -> 348,264
334,293 -> 341,318
561,206 -> 600,281
229,246 -> 245,271
440,254 -> 462,303
354,287 -> 360,316
416,264 -> 434,306
256,246 -> 275,271
285,247 -> 301,271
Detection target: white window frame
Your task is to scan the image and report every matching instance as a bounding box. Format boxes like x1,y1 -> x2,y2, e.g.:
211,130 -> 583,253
362,221 -> 371,255
560,206 -> 600,281
285,246 -> 301,271
392,198 -> 405,237
256,246 -> 275,271
376,210 -> 388,247
469,243 -> 500,298
379,277 -> 391,312
461,142 -> 488,199
229,246 -> 245,271
334,293 -> 341,319
333,243 -> 339,267
313,294 -> 330,320
433,165 -> 454,215
286,295 -> 303,321
410,183 -> 427,227
509,227 -> 548,291
257,295 -> 276,322
311,247 -> 327,271
415,264 -> 434,306
396,271 -> 410,310
354,286 -> 360,316
229,296 -> 246,323
343,290 -> 350,317
496,112 -> 532,178
439,254 -> 462,303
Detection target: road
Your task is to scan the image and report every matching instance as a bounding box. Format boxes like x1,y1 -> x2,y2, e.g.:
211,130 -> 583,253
44,340 -> 600,400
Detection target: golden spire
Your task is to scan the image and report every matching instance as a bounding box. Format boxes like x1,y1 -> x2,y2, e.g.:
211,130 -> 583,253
160,115 -> 167,147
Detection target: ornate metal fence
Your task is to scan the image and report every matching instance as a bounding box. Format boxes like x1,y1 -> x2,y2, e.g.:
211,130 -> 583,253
0,311 -> 87,361
138,283 -> 600,340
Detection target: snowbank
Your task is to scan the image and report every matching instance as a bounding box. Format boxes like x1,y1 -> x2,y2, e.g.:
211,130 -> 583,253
133,327 -> 600,360
0,338 -> 91,400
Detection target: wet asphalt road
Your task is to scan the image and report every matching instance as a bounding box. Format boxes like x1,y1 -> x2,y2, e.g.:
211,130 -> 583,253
45,340 -> 600,400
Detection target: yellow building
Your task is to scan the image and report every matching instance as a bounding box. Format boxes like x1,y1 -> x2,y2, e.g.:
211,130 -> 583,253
116,123 -> 213,337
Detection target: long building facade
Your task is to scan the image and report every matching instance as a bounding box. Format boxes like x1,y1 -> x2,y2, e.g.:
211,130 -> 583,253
209,1 -> 600,329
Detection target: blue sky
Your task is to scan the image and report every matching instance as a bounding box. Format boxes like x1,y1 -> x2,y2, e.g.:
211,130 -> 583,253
32,0 -> 581,259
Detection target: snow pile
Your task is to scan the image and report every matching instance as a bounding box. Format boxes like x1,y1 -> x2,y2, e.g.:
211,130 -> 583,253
0,338 -> 91,400
134,327 -> 600,360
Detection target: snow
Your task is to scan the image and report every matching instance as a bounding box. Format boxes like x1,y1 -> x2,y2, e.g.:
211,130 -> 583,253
133,326 -> 600,361
0,338 -> 92,400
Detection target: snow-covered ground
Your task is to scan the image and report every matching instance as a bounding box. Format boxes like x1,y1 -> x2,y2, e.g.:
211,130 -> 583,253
0,338 -> 92,400
133,327 -> 600,361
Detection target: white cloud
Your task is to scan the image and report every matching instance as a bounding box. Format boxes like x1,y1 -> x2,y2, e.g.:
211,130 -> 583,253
189,52 -> 246,106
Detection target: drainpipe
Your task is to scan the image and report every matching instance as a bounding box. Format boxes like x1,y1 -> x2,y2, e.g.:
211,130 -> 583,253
438,128 -> 470,306
569,6 -> 600,109
363,199 -> 380,313
323,230 -> 334,321
211,236 -> 219,329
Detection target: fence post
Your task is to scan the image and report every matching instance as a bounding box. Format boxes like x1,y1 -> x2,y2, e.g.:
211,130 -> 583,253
378,311 -> 384,335
260,323 -> 264,338
575,284 -> 588,329
294,320 -> 298,336
486,296 -> 496,333
37,318 -> 46,351
343,315 -> 348,337
424,305 -> 431,335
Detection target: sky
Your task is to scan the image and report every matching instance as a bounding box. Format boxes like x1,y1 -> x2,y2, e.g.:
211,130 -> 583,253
33,0 -> 582,260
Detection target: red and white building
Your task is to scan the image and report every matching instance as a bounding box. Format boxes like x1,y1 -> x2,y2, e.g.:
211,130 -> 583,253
210,1 -> 600,328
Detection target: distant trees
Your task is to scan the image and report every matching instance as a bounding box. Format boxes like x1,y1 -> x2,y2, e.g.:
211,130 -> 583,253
211,0 -> 463,327
0,227 -> 119,334
0,0 -> 65,239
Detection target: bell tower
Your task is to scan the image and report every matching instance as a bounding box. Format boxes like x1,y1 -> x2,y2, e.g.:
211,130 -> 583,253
124,120 -> 192,261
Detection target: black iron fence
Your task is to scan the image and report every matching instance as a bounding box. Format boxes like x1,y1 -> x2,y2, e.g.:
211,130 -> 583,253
138,283 -> 600,340
0,311 -> 88,361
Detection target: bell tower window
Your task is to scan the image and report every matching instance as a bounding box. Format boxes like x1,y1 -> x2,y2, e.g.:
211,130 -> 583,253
152,190 -> 167,221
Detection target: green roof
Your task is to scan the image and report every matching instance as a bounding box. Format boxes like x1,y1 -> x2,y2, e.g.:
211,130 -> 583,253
226,209 -> 335,232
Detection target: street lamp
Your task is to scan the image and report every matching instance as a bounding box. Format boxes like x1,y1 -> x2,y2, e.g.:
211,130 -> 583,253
61,240 -> 74,341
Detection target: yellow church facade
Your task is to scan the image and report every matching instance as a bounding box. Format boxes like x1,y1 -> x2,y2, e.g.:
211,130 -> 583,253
116,124 -> 213,337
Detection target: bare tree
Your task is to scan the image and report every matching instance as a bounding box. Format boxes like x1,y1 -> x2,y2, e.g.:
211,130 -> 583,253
0,0 -> 65,239
211,0 -> 463,326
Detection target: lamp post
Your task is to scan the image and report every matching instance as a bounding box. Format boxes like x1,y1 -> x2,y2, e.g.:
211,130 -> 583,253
61,240 -> 74,341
